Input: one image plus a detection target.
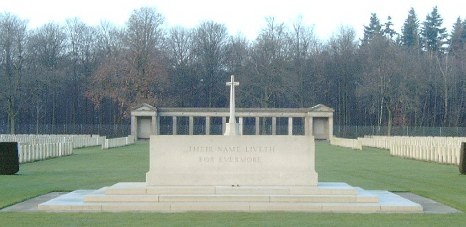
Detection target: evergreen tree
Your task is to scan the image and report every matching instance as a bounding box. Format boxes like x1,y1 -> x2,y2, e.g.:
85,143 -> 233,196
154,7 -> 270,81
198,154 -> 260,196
401,8 -> 420,48
362,13 -> 382,44
449,17 -> 466,53
383,16 -> 397,40
421,6 -> 447,52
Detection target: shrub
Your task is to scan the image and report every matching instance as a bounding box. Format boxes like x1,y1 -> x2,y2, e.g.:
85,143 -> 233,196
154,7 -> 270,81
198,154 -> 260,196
0,142 -> 19,175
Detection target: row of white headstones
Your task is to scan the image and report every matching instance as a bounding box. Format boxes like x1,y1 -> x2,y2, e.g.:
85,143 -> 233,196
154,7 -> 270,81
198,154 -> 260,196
331,136 -> 466,165
0,134 -> 135,163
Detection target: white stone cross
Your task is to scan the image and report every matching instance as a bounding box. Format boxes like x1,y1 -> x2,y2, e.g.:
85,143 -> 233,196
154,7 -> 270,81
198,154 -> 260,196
224,75 -> 239,135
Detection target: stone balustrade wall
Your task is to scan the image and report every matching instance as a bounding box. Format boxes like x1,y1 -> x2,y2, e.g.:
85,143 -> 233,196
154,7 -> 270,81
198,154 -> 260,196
102,135 -> 135,149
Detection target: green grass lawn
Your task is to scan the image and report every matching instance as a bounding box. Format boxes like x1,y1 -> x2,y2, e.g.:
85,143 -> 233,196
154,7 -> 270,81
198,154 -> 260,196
1,141 -> 465,226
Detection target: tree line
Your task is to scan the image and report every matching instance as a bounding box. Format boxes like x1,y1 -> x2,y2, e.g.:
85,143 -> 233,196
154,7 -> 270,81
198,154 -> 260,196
0,6 -> 465,135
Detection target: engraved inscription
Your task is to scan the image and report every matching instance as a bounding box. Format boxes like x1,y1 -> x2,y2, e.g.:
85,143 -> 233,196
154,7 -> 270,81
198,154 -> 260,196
245,146 -> 275,153
186,145 -> 275,164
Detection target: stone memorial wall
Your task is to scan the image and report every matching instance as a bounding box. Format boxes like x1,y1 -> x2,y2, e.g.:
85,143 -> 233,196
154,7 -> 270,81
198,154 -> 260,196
146,135 -> 318,186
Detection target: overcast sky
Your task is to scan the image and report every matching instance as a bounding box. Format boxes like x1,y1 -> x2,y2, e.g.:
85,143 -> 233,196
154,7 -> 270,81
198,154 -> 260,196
2,0 -> 465,40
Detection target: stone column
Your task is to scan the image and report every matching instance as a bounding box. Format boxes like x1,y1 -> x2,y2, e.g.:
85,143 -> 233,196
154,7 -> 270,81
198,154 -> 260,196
151,114 -> 157,136
272,117 -> 277,135
310,116 -> 314,137
304,114 -> 311,136
156,116 -> 160,135
131,115 -> 137,139
189,116 -> 194,135
288,117 -> 293,135
328,116 -> 334,139
239,117 -> 243,135
255,117 -> 260,135
222,117 -> 226,134
172,116 -> 177,135
205,116 -> 210,135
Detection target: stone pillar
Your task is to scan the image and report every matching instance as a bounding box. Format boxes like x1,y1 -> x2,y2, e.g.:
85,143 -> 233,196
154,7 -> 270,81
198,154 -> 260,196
272,117 -> 277,135
151,114 -> 157,136
288,117 -> 293,135
304,114 -> 311,136
222,117 -> 226,134
156,116 -> 160,135
328,116 -> 334,139
255,117 -> 260,135
189,116 -> 194,135
172,116 -> 177,135
239,117 -> 243,135
205,116 -> 210,135
309,116 -> 314,137
131,115 -> 137,139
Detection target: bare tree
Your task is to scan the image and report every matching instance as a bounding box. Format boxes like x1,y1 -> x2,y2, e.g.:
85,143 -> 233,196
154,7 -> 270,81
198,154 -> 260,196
94,21 -> 122,61
26,22 -> 66,133
88,7 -> 168,122
224,35 -> 250,107
64,18 -> 98,124
163,27 -> 196,106
327,26 -> 360,127
358,35 -> 404,135
246,17 -> 289,108
287,17 -> 320,107
0,13 -> 28,134
224,35 -> 249,78
192,21 -> 228,107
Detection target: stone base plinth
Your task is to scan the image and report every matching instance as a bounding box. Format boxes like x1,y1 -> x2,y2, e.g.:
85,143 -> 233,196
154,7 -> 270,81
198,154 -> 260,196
38,182 -> 423,213
223,123 -> 240,136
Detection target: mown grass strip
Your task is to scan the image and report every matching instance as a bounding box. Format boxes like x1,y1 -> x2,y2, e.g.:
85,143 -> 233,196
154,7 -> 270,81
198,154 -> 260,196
1,141 -> 465,226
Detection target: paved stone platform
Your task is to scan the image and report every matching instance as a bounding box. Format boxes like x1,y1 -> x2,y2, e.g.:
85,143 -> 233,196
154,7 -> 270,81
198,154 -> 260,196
2,188 -> 460,213
1,192 -> 67,212
32,182 -> 427,213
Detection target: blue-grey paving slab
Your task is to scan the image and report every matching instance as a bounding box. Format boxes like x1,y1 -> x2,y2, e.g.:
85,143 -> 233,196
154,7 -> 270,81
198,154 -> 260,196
396,192 -> 461,214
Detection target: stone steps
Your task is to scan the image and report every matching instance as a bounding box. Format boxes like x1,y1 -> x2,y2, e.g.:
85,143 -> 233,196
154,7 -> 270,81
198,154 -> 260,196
104,182 -> 359,195
39,198 -> 421,213
85,193 -> 378,203
38,182 -> 423,213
